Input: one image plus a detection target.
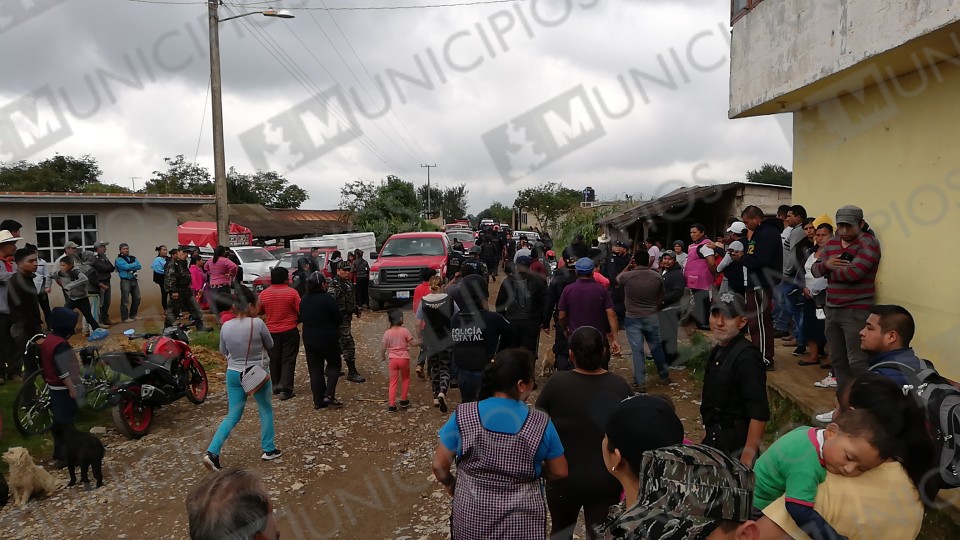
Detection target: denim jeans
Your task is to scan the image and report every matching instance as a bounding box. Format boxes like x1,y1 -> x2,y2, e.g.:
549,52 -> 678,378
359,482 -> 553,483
119,279 -> 141,320
457,368 -> 484,403
207,369 -> 276,456
624,316 -> 669,385
774,282 -> 804,341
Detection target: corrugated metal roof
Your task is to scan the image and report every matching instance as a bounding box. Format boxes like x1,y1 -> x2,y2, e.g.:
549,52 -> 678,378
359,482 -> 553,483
178,204 -> 350,238
0,191 -> 213,204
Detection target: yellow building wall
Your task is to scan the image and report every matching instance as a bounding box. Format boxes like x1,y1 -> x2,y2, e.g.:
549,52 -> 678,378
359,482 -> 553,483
792,59 -> 960,379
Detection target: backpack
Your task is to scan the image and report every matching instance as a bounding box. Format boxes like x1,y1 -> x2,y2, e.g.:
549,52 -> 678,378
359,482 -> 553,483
504,276 -> 533,316
871,359 -> 960,489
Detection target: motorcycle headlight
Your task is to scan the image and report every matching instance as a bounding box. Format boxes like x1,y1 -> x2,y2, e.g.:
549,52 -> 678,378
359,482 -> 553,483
370,270 -> 380,285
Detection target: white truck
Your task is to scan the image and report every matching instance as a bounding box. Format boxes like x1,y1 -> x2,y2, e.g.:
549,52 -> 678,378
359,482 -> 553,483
289,232 -> 377,256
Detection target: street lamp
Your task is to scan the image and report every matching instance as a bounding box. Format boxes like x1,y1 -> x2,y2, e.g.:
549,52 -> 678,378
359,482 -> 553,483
208,3 -> 294,248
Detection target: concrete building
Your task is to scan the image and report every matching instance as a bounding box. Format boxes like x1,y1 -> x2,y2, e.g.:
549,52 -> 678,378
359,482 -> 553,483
0,191 -> 213,320
597,182 -> 791,246
729,0 -> 960,378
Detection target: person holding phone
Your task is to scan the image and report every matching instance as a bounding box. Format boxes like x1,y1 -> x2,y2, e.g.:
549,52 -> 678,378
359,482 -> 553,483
811,205 -> 881,424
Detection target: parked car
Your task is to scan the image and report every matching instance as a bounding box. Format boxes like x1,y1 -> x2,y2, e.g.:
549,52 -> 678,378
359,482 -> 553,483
231,246 -> 278,288
368,232 -> 449,310
445,229 -> 477,250
511,230 -> 541,242
251,247 -> 338,293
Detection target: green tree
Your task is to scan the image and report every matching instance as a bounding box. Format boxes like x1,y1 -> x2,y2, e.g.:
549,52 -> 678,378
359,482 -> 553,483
746,163 -> 792,187
227,169 -> 308,209
0,154 -> 103,191
79,183 -> 133,193
340,175 -> 428,245
513,182 -> 582,234
417,183 -> 469,221
477,202 -> 513,225
143,155 -> 213,195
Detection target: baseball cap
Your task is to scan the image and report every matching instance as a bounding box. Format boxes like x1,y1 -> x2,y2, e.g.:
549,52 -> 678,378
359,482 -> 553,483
63,241 -> 79,249
515,255 -> 532,266
595,395 -> 684,474
607,444 -> 755,540
710,291 -> 748,318
574,257 -> 595,273
48,307 -> 79,334
337,261 -> 351,271
118,243 -> 129,249
726,221 -> 747,235
660,250 -> 676,260
614,240 -> 627,249
727,240 -> 745,252
94,240 -> 109,248
835,205 -> 864,225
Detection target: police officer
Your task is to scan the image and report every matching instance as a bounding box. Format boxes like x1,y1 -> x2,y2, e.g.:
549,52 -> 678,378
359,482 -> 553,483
604,241 -> 631,326
330,261 -> 365,383
446,242 -> 465,280
164,248 -> 205,330
480,235 -> 500,281
700,292 -> 769,466
353,249 -> 370,309
462,246 -> 488,281
542,253 -> 577,370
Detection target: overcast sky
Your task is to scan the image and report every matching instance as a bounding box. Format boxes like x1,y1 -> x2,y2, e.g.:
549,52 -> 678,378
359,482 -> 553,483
0,0 -> 792,213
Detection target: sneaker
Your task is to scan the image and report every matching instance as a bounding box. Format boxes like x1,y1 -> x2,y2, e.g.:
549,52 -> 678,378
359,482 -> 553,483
763,359 -> 775,371
657,376 -> 673,386
437,392 -> 448,413
791,346 -> 806,357
323,397 -> 344,409
773,329 -> 789,339
279,392 -> 294,401
433,398 -> 440,407
815,410 -> 835,423
416,365 -> 425,379
399,399 -> 410,409
261,449 -> 283,461
632,383 -> 647,394
123,318 -> 136,323
203,452 -> 222,471
387,405 -> 398,413
814,375 -> 837,388
346,372 -> 366,383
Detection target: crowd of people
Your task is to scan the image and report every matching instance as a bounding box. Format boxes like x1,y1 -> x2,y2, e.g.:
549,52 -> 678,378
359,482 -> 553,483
0,207 -> 946,539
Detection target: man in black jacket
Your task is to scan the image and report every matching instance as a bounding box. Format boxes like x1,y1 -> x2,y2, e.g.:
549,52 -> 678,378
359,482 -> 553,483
495,256 -> 547,359
731,206 -> 784,370
541,253 -> 577,371
603,241 -> 631,326
90,241 -> 115,326
658,251 -> 685,366
8,248 -> 42,378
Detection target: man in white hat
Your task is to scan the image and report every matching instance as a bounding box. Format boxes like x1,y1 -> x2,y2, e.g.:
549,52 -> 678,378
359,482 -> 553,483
0,229 -> 27,384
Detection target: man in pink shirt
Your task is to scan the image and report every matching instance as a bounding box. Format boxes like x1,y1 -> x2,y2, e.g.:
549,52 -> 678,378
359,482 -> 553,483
258,266 -> 301,400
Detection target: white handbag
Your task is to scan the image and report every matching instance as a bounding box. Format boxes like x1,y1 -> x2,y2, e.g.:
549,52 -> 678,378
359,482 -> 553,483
240,318 -> 270,396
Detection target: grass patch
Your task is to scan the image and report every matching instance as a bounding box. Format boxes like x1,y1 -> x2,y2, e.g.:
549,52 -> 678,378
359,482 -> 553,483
678,331 -> 711,382
188,326 -> 221,352
763,390 -> 810,446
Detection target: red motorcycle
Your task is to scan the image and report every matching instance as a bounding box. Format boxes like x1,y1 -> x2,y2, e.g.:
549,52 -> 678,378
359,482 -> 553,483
101,323 -> 208,438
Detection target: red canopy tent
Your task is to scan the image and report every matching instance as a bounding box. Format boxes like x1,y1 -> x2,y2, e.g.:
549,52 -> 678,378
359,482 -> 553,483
178,221 -> 252,250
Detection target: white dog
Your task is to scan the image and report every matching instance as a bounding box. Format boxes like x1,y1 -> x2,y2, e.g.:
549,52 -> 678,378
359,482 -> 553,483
3,447 -> 61,507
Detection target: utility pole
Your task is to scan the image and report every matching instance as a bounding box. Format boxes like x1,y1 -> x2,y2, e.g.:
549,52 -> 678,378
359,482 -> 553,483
421,164 -> 436,220
209,0 -> 230,249
130,177 -> 140,191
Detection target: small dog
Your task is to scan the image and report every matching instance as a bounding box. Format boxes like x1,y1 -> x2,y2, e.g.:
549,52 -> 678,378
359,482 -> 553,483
2,447 -> 61,506
539,356 -> 556,378
50,424 -> 106,489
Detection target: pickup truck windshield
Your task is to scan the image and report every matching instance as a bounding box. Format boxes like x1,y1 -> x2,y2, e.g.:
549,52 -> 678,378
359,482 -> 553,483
379,238 -> 445,257
235,248 -> 275,263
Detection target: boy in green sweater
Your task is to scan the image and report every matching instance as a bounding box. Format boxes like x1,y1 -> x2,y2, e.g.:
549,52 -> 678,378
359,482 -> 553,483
752,409 -> 888,540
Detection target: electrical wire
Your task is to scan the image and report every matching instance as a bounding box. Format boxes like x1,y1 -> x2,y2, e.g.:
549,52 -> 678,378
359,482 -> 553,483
193,77 -> 211,163
224,4 -> 411,174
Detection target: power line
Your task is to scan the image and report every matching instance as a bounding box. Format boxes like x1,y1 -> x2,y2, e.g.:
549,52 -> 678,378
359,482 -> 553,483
193,77 -> 211,163
223,5 -> 411,174
303,4 -> 429,164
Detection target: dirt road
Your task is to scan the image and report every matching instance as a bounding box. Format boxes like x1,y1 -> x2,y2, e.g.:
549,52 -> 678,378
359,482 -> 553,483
0,283 -> 704,539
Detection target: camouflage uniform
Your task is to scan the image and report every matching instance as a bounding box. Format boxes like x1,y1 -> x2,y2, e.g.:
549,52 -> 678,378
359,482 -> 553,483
330,269 -> 364,381
164,258 -> 203,328
595,444 -> 755,540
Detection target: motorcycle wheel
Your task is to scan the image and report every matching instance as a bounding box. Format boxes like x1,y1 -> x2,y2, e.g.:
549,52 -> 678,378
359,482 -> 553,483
185,361 -> 208,405
84,361 -> 119,411
112,389 -> 153,439
13,370 -> 53,436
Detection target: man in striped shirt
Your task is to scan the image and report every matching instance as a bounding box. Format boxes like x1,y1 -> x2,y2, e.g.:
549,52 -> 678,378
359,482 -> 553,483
811,205 -> 881,422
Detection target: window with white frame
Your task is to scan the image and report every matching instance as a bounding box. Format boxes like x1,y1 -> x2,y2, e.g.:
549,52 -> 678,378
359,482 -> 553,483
35,213 -> 98,263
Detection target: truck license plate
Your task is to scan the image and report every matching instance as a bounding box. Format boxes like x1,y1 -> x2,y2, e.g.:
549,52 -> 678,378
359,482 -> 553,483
396,291 -> 410,299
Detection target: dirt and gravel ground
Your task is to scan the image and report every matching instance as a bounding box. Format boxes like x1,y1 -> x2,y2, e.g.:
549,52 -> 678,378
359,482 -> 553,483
0,282 -> 705,539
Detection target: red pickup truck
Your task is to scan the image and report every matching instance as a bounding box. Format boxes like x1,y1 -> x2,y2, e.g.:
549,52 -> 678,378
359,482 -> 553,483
368,231 -> 449,310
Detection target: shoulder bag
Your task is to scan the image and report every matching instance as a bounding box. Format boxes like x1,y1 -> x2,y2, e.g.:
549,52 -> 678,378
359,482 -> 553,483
240,318 -> 270,396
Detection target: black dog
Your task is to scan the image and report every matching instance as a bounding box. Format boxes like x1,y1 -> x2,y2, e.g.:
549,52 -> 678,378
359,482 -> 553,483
51,423 -> 105,489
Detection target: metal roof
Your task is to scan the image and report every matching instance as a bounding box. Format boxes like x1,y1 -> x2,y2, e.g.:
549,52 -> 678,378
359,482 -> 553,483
597,182 -> 791,230
178,204 -> 350,238
0,191 -> 213,204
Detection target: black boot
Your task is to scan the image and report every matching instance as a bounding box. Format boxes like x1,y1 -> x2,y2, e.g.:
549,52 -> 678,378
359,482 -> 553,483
345,362 -> 365,383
